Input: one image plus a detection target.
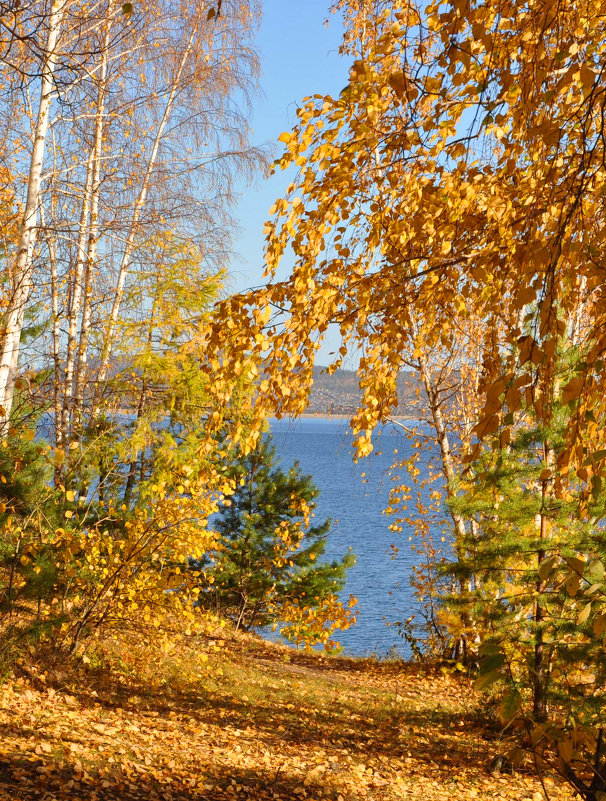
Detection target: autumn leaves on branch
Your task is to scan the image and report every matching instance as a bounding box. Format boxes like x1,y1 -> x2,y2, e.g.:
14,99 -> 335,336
0,0 -> 265,648
200,2 -> 606,796
4,0 -> 606,794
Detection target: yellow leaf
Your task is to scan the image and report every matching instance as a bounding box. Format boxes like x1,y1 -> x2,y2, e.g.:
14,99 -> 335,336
580,65 -> 595,90
562,376 -> 584,405
538,555 -> 558,581
565,572 -> 582,597
577,602 -> 591,625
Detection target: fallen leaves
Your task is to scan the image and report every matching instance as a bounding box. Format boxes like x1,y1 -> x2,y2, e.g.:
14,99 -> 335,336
0,629 -> 575,800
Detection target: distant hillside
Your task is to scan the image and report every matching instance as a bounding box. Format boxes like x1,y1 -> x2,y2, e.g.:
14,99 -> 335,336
307,366 -> 424,416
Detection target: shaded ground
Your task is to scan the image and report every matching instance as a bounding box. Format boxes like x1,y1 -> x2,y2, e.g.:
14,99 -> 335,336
0,627 -> 573,800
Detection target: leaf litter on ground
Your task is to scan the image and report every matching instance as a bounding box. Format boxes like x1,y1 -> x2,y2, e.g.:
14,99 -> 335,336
0,623 -> 573,800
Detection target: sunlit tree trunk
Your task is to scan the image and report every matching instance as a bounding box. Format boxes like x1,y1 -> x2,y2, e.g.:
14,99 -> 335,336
406,313 -> 469,549
61,148 -> 95,447
40,201 -> 64,481
94,24 -> 199,395
0,0 -> 66,427
68,16 -> 112,455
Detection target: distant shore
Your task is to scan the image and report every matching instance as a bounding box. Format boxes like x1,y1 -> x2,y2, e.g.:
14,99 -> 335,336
112,410 -> 419,422
281,412 -> 419,422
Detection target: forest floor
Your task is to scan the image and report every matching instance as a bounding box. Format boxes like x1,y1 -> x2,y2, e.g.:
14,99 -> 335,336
0,622 -> 574,801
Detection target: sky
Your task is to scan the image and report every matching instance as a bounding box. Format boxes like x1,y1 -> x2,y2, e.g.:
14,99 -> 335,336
229,0 -> 351,365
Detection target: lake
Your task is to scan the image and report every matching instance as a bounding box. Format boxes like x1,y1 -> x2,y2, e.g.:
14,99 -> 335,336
269,416 -> 439,657
39,411 -> 439,656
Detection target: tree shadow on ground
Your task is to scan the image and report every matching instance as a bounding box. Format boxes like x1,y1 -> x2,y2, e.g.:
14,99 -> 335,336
0,642 -> 516,801
0,752 -> 348,801
29,658 -> 487,762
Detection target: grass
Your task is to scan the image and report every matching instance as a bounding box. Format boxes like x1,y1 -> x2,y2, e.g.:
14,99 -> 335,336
0,619 -> 575,801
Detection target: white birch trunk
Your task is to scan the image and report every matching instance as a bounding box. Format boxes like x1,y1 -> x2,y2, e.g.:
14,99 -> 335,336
0,0 -> 67,427
39,202 -> 63,453
416,349 -> 468,546
71,17 -> 112,435
95,25 -> 198,391
62,147 -> 95,443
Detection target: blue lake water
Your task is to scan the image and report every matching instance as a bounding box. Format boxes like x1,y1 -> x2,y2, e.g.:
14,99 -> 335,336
269,417 -> 438,657
40,411 -> 440,656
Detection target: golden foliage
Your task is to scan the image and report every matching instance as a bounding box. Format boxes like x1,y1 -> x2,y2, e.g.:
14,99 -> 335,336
203,0 -> 606,484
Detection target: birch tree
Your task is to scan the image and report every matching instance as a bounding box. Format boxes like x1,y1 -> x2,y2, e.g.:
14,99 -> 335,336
48,0 -> 262,481
199,1 -> 606,794
0,0 -> 67,427
0,0 -> 266,649
0,0 -> 262,493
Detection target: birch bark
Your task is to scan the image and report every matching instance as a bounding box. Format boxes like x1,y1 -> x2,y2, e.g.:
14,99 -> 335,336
94,23 -> 199,394
0,0 -> 67,427
67,16 -> 113,448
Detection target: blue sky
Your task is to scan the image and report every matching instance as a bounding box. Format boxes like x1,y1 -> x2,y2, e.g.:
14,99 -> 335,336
229,0 -> 351,364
